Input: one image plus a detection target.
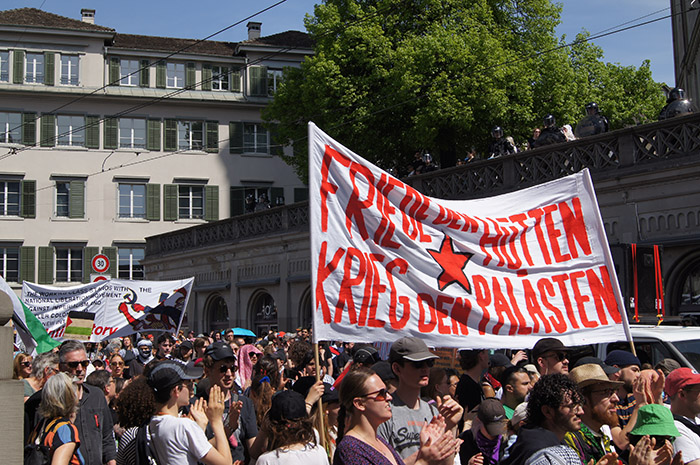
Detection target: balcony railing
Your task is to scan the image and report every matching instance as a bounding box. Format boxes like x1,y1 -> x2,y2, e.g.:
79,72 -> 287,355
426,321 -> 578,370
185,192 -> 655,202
146,113 -> 700,258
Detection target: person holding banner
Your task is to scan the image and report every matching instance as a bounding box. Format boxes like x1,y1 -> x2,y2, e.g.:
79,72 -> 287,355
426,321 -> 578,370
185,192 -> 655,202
335,367 -> 459,465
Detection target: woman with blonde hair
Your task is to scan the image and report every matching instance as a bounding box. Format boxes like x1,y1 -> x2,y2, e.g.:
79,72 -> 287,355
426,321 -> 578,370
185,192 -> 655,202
14,352 -> 33,379
28,372 -> 85,465
108,354 -> 126,379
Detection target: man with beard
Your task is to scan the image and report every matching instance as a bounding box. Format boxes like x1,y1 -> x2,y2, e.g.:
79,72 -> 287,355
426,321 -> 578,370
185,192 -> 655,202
605,350 -> 642,427
564,364 -> 624,464
501,374 -> 586,465
126,338 -> 155,377
500,366 -> 532,419
196,341 -> 263,463
532,338 -> 571,376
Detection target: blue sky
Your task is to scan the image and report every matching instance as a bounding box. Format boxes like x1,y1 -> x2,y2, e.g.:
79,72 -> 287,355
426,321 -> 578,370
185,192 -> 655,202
6,0 -> 675,84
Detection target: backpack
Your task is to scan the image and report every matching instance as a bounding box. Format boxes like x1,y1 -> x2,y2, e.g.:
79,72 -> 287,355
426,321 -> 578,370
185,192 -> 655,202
24,418 -> 72,465
135,423 -> 159,465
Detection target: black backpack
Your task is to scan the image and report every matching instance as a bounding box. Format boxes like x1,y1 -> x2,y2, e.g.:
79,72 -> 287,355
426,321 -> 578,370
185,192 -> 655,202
24,418 -> 72,465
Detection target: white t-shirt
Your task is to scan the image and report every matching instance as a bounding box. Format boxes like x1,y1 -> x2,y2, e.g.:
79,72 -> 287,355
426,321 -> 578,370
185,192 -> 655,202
674,419 -> 700,464
149,415 -> 213,465
255,443 -> 330,465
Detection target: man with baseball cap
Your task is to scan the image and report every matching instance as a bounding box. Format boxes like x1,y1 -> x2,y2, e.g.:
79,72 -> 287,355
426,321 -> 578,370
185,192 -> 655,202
666,367 -> 700,464
605,350 -> 642,430
564,364 -> 623,464
377,336 -> 463,463
459,398 -> 509,465
148,360 -> 232,465
195,341 -> 263,463
531,338 -> 571,375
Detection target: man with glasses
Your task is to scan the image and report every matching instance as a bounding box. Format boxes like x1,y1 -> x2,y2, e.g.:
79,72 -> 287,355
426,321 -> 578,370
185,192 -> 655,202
377,336 -> 463,463
197,341 -> 263,463
564,364 -> 624,464
532,338 -> 571,375
666,368 -> 700,464
58,340 -> 117,465
501,374 -> 584,465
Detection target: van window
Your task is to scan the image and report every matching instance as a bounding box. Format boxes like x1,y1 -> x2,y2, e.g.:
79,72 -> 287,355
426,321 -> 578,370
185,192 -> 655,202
672,340 -> 700,371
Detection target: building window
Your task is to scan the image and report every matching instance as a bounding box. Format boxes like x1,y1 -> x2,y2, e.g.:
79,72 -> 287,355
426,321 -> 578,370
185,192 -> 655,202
243,123 -> 269,154
0,246 -> 19,282
55,247 -> 82,282
55,182 -> 70,217
0,181 -> 20,216
25,52 -> 44,84
119,118 -> 146,148
0,112 -> 21,143
118,247 -> 145,279
166,63 -> 185,88
60,55 -> 79,86
212,66 -> 229,91
178,121 -> 203,150
118,183 -> 146,219
267,69 -> 283,95
0,51 -> 9,82
56,115 -> 85,147
178,185 -> 204,219
120,59 -> 139,86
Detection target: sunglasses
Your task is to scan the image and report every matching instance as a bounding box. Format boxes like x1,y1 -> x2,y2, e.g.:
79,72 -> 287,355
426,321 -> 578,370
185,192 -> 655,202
218,364 -> 237,373
360,388 -> 390,402
249,353 -> 260,359
111,361 -> 124,367
410,359 -> 435,369
544,352 -> 568,362
64,360 -> 90,369
20,361 -> 32,367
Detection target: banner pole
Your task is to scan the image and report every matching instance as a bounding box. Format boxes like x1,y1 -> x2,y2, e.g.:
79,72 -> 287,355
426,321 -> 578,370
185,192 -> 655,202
314,342 -> 325,447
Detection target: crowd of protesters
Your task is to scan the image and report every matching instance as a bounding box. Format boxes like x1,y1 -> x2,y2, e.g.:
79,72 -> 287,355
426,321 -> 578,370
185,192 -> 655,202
14,329 -> 700,465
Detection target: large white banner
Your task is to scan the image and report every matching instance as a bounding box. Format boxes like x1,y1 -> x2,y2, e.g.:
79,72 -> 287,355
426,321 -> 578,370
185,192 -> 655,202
309,123 -> 628,349
21,278 -> 193,342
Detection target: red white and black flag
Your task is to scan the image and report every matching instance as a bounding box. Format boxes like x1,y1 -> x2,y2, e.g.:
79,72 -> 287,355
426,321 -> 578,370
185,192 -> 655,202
309,123 -> 629,349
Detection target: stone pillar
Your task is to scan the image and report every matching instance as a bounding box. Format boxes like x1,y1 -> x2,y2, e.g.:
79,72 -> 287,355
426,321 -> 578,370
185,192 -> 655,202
0,290 -> 24,464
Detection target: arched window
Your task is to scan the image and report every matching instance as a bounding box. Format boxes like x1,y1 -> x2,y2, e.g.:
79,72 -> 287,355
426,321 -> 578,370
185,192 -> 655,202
206,294 -> 229,332
299,287 -> 312,329
251,291 -> 278,336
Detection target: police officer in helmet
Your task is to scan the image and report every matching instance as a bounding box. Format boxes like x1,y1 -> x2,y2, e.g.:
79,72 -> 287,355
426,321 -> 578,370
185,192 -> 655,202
488,125 -> 516,158
532,114 -> 567,148
575,102 -> 609,138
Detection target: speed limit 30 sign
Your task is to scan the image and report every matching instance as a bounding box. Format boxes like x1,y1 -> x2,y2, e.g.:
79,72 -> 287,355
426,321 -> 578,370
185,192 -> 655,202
92,254 -> 110,273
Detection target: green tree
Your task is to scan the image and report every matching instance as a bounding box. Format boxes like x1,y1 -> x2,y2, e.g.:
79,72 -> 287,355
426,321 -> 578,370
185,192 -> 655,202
263,0 -> 665,182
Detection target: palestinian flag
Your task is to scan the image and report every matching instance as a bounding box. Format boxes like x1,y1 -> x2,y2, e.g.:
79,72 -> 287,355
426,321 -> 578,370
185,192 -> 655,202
63,311 -> 94,341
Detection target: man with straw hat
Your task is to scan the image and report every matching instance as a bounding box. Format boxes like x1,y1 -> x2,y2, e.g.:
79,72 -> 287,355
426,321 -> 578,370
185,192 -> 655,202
564,364 -> 624,464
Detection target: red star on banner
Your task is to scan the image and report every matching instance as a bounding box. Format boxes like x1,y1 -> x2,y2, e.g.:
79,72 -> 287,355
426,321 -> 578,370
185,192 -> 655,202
427,234 -> 474,293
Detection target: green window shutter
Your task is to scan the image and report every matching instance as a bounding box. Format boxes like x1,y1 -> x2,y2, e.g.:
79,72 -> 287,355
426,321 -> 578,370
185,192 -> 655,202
249,66 -> 268,96
271,187 -> 284,207
13,50 -> 24,84
147,119 -> 161,151
186,62 -> 196,88
164,119 -> 177,151
205,121 -> 219,153
230,69 -> 241,92
21,180 -> 36,218
102,246 -> 117,277
38,246 -> 54,285
69,180 -> 85,219
202,64 -> 212,91
40,114 -> 55,147
104,117 -> 118,149
146,183 -> 160,221
86,115 -> 100,149
205,185 -> 219,222
230,187 -> 245,217
109,57 -> 120,86
294,187 -> 308,203
19,246 -> 35,284
140,59 -> 150,87
22,112 -> 36,146
44,52 -> 55,86
229,122 -> 243,154
163,184 -> 178,221
156,61 -> 166,88
83,246 -> 99,283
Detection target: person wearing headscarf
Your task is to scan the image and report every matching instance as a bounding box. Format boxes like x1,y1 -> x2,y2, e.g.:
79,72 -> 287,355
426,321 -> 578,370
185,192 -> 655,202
237,344 -> 263,391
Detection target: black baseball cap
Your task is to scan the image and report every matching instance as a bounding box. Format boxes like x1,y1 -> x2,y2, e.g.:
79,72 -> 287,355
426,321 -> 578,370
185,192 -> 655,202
354,346 -> 381,365
605,350 -> 641,368
147,360 -> 203,393
204,341 -> 236,361
477,398 -> 508,437
531,338 -> 570,360
372,360 -> 396,382
269,390 -> 307,422
389,337 -> 438,363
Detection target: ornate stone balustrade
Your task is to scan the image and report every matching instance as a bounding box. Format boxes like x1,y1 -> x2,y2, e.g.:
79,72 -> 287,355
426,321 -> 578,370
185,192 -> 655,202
146,113 -> 700,258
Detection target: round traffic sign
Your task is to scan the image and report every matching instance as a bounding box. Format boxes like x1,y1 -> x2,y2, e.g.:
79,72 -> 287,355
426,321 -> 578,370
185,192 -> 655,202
93,275 -> 108,282
92,254 -> 110,273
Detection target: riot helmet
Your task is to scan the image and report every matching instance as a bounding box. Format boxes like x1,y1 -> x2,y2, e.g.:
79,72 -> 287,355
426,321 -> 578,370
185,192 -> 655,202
491,126 -> 504,139
585,102 -> 599,116
543,114 -> 556,128
422,152 -> 432,164
669,88 -> 686,102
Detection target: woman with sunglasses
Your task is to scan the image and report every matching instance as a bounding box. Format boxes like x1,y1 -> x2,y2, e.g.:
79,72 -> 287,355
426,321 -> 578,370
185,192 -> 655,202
334,367 -> 458,465
13,352 -> 33,380
109,354 -> 127,379
237,344 -> 263,390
